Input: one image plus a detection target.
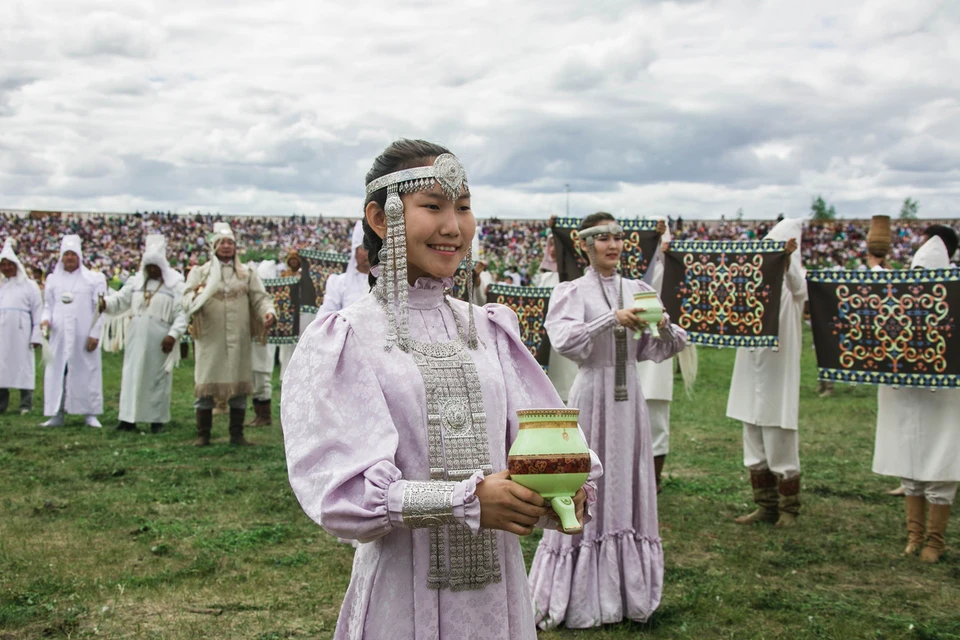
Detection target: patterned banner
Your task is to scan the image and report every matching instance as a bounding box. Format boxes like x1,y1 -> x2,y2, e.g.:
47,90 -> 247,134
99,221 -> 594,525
552,217 -> 661,283
487,284 -> 552,367
299,249 -> 348,313
451,263 -> 471,302
263,275 -> 301,344
662,240 -> 787,348
807,269 -> 960,388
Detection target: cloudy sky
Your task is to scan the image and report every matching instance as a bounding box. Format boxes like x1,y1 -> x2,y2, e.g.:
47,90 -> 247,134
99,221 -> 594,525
1,0 -> 958,220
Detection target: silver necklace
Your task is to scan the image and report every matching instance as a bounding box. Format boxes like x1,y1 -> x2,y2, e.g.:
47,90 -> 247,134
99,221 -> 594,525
596,268 -> 629,401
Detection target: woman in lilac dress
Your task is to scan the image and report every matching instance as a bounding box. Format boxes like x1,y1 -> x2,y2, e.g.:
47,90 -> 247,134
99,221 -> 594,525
281,139 -> 598,640
529,212 -> 687,629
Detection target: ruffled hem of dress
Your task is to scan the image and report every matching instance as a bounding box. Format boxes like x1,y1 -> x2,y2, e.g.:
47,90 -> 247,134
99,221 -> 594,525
529,529 -> 663,630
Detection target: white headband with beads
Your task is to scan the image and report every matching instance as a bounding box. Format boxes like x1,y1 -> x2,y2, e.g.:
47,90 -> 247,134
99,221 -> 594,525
367,153 -> 477,352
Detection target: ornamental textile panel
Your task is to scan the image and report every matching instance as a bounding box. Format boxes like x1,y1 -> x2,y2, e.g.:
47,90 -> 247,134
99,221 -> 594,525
551,217 -> 661,283
486,284 -> 552,368
662,240 -> 787,348
450,263 -> 470,302
263,275 -> 301,344
807,269 -> 960,388
299,249 -> 348,313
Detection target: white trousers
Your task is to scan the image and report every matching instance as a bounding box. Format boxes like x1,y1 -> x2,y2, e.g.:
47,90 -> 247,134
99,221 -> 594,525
743,422 -> 800,480
279,344 -> 295,382
648,399 -> 670,457
253,370 -> 272,402
901,479 -> 959,505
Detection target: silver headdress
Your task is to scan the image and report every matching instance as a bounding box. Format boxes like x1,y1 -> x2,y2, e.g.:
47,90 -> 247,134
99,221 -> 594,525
366,153 -> 477,352
578,222 -> 623,266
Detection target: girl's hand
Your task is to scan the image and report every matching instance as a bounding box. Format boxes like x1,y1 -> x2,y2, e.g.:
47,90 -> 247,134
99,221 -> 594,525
475,470 -> 550,536
616,308 -> 644,331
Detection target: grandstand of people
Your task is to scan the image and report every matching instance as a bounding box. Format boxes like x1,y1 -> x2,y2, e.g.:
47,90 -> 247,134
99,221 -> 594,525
1,208 -> 956,287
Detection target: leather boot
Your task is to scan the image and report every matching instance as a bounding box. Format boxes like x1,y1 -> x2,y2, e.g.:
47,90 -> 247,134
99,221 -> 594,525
775,475 -> 801,528
229,408 -> 253,446
735,469 -> 779,524
904,495 -> 926,555
654,455 -> 666,495
193,409 -> 212,446
115,421 -> 136,432
150,423 -> 164,434
920,503 -> 951,563
246,399 -> 272,427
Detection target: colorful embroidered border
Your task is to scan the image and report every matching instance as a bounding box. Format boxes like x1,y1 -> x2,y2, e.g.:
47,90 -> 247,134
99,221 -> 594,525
668,240 -> 786,254
807,268 -> 960,284
487,284 -> 552,367
817,367 -> 960,388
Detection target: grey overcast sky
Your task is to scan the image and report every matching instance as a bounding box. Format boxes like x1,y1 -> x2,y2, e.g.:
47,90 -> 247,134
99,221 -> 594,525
1,0 -> 958,220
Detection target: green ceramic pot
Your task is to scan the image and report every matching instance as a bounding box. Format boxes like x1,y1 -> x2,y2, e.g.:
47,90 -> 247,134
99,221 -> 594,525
632,290 -> 664,340
508,408 -> 589,533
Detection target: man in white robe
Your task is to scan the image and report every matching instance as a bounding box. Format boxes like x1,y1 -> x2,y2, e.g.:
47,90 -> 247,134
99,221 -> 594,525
248,259 -> 278,427
726,218 -> 804,528
101,235 -> 187,433
0,239 -> 42,415
318,221 -> 370,315
40,235 -> 107,428
637,221 -> 697,493
873,231 -> 960,563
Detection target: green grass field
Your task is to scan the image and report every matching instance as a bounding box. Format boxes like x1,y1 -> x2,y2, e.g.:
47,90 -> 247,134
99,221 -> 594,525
1,330 -> 958,639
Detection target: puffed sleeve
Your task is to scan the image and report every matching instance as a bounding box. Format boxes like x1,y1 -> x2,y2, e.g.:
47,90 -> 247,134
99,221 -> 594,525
281,312 -> 483,542
28,282 -> 43,344
544,281 -> 618,365
485,304 -> 601,523
318,274 -> 343,314
784,256 -> 807,303
88,273 -> 107,339
103,278 -> 135,315
247,268 -> 276,319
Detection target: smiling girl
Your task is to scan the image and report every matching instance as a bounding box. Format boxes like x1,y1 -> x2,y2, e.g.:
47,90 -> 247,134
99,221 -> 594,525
280,139 -> 598,640
529,212 -> 687,630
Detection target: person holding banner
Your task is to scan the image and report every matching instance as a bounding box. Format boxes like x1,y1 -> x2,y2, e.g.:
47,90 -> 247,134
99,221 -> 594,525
530,212 -> 686,629
248,259 -> 280,427
100,234 -> 187,434
638,221 -> 697,494
39,235 -> 107,428
0,239 -> 43,415
318,221 -> 370,315
873,232 -> 960,563
182,223 -> 275,446
726,218 -> 803,528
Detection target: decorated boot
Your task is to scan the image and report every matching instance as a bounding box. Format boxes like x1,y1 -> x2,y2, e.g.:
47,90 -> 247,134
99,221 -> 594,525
735,469 -> 779,525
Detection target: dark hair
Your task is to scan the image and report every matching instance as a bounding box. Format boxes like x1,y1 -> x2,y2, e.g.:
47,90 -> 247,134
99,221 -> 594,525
578,211 -> 616,232
923,224 -> 959,260
361,139 -> 452,287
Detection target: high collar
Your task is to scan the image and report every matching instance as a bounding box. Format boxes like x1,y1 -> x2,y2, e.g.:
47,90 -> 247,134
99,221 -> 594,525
406,276 -> 453,310
587,266 -> 619,282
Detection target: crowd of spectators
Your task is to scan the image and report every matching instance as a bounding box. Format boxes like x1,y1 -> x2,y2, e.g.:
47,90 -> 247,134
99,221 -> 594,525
1,210 -> 955,286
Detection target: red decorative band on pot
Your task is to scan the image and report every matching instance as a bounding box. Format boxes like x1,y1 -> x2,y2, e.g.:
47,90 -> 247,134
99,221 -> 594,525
508,454 -> 591,475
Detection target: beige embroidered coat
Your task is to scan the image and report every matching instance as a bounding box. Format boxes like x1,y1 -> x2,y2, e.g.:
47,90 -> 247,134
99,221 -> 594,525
182,260 -> 275,399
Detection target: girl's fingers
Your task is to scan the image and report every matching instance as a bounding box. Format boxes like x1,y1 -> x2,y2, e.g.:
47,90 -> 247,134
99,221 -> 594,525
507,483 -> 546,508
505,522 -> 535,537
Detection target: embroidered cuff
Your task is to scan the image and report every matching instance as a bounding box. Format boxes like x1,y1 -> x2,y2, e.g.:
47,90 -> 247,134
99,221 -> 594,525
400,481 -> 459,529
586,310 -> 618,337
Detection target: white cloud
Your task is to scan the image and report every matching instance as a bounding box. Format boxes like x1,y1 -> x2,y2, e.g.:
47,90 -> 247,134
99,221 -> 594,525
0,0 -> 958,219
